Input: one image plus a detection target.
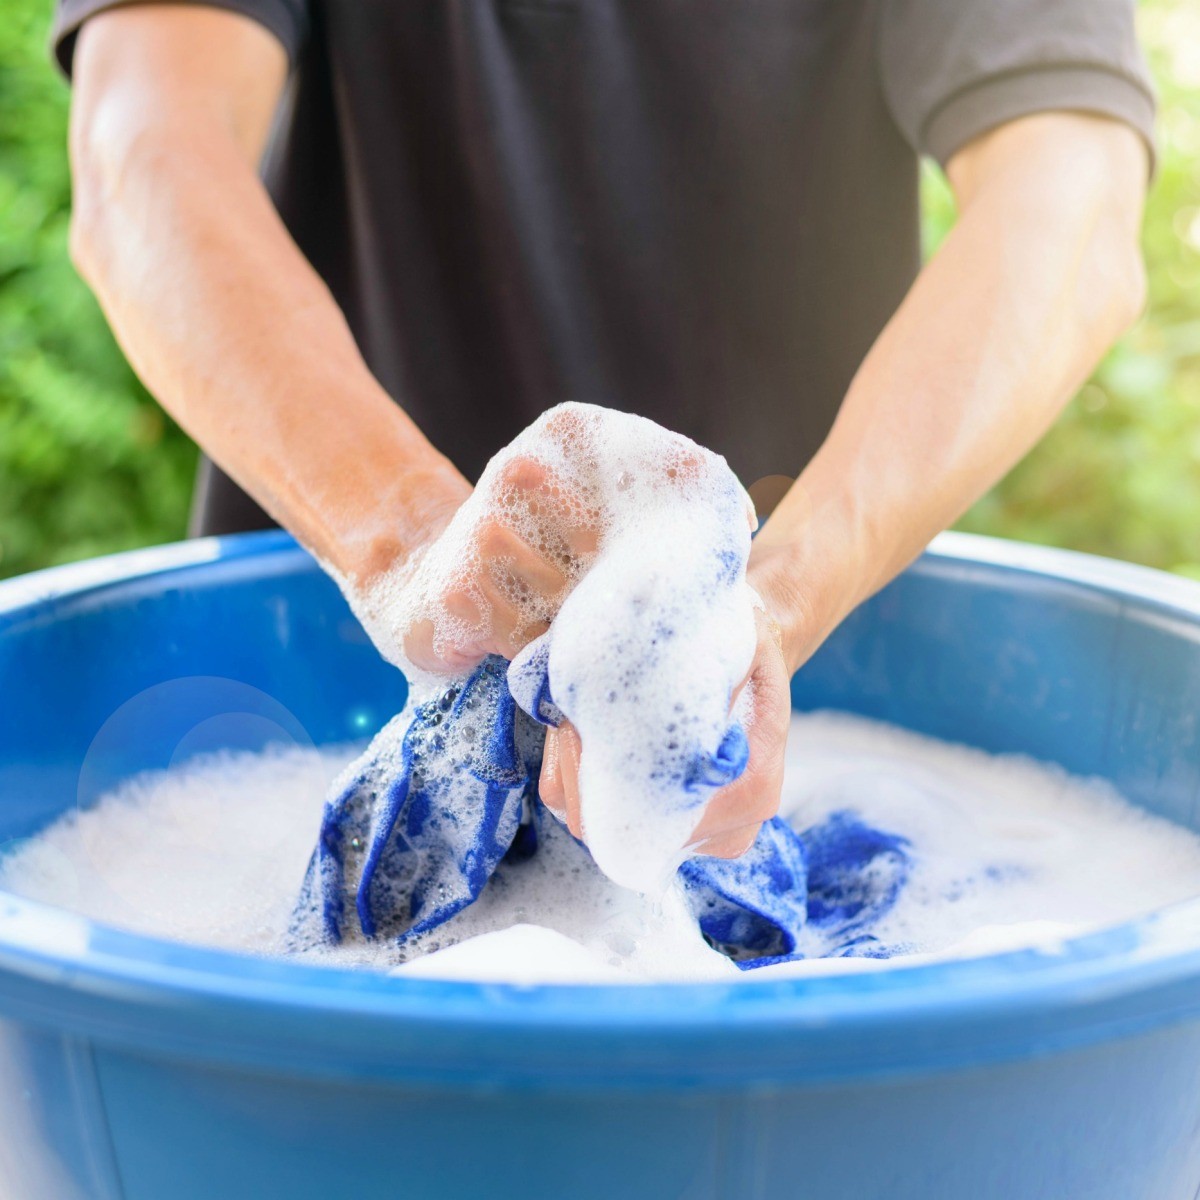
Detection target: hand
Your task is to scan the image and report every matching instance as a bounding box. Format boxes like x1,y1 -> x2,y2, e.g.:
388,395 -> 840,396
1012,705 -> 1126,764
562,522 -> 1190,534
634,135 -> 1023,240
401,412 -> 603,675
686,607 -> 792,856
394,405 -> 718,676
538,605 -> 793,862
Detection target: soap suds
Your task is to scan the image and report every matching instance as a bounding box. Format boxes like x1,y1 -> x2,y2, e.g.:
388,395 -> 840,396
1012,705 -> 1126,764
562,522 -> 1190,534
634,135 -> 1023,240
334,403 -> 760,894
6,712 -> 1200,984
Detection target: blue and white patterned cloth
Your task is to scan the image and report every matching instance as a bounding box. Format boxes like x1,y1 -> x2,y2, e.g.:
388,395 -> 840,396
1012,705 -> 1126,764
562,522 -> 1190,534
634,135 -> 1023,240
290,655 -> 910,969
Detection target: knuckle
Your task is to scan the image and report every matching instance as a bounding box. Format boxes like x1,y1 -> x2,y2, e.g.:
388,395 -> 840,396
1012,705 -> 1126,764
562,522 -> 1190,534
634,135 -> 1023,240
476,521 -> 516,561
500,455 -> 547,493
440,585 -> 481,625
542,405 -> 584,442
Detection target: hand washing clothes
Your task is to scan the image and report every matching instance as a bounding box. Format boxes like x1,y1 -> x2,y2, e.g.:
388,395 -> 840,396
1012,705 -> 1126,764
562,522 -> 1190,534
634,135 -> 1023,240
345,403 -> 770,893
292,405 -> 909,968
290,654 -> 911,970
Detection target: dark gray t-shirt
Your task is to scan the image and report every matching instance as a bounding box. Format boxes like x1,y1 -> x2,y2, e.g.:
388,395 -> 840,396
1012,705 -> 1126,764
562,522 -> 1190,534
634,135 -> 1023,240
54,0 -> 1154,534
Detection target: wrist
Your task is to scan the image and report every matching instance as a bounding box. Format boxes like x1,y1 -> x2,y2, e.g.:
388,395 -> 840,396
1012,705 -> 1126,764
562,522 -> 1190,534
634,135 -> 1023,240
337,451 -> 471,591
747,481 -> 872,674
314,446 -> 470,674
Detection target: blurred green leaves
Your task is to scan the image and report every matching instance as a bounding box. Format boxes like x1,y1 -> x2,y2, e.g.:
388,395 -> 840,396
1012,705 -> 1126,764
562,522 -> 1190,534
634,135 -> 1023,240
941,2 -> 1200,576
0,1 -> 1196,579
0,1 -> 195,576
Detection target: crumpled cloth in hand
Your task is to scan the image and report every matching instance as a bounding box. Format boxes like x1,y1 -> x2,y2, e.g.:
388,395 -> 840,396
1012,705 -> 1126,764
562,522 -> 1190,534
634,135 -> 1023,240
290,655 -> 910,970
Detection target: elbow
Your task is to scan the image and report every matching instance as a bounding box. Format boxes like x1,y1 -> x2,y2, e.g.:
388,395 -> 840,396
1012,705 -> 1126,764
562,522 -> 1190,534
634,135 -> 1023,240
67,185 -> 102,292
66,91 -> 156,295
1071,149 -> 1147,347
1112,239 -> 1148,334
66,107 -> 114,293
1078,135 -> 1149,344
956,114 -> 1149,349
1079,219 -> 1147,348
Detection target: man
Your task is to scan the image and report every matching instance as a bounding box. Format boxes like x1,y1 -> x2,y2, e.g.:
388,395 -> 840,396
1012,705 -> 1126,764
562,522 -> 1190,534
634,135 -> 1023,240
54,1 -> 1152,859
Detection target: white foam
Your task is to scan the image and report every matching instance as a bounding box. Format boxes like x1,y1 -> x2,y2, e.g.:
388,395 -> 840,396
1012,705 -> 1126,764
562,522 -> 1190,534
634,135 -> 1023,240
0,743 -> 349,951
6,712 -> 1200,984
390,925 -> 629,985
337,403 -> 759,894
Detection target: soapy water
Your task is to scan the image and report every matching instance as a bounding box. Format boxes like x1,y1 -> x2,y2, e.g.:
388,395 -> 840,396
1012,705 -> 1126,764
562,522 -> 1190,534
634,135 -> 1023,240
6,711 -> 1200,984
337,403 -> 760,894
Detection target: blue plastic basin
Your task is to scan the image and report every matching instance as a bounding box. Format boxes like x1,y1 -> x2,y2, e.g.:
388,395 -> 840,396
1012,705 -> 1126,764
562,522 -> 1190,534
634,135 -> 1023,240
3,530 -> 1200,1199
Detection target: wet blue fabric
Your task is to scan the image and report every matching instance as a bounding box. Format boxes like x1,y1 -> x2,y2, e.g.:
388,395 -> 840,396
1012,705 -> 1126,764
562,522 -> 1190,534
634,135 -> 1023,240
291,656 -> 911,968
291,657 -> 545,949
678,812 -> 911,968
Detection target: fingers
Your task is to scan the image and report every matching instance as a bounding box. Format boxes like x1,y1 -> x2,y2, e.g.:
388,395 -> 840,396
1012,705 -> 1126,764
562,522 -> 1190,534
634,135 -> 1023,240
686,726 -> 779,845
403,617 -> 468,675
692,823 -> 763,859
728,608 -> 785,706
445,574 -> 551,661
402,575 -> 543,672
558,722 -> 584,838
544,618 -> 789,866
497,456 -> 601,554
394,412 -> 756,680
538,729 -> 569,821
538,722 -> 584,837
479,522 -> 569,598
415,455 -> 601,668
685,615 -> 792,862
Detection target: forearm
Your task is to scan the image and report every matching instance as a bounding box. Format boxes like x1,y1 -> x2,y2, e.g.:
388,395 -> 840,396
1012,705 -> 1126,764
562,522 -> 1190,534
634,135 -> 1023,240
753,114 -> 1147,671
69,12 -> 467,584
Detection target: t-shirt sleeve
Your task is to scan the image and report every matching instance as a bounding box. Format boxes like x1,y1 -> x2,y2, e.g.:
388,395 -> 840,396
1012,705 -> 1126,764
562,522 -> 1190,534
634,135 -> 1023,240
877,0 -> 1156,169
52,0 -> 309,78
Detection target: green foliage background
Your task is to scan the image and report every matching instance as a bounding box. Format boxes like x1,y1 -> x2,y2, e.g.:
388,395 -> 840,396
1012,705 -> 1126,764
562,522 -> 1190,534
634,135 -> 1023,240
1,3 -> 195,576
0,1 -> 1197,579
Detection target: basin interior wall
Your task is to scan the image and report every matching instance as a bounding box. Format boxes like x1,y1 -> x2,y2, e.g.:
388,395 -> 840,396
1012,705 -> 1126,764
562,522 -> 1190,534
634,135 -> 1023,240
5,532 -> 1200,839
2,531 -> 1200,1200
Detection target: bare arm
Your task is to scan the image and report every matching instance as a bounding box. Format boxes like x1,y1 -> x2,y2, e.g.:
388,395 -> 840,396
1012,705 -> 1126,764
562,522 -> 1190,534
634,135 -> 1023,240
750,113 -> 1149,672
612,112 -> 1150,859
69,6 -> 470,590
70,25 -> 1149,860
522,113 -> 1150,861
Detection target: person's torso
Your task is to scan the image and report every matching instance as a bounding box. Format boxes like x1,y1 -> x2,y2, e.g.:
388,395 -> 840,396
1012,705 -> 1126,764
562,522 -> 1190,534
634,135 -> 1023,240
264,0 -> 920,491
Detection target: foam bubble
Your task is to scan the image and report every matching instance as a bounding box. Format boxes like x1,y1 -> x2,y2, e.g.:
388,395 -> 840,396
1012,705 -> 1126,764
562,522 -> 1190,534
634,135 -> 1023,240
335,403 -> 759,893
390,925 -> 629,984
6,713 -> 1200,984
